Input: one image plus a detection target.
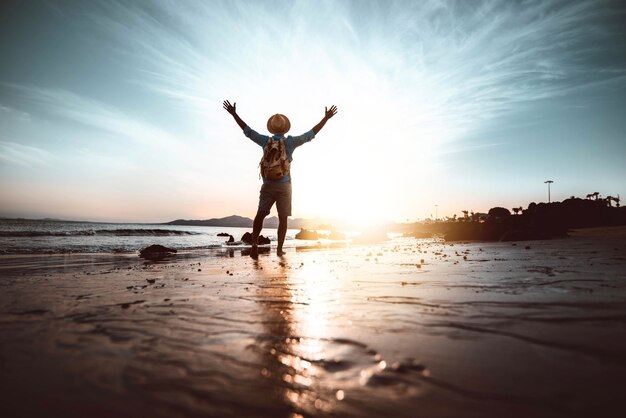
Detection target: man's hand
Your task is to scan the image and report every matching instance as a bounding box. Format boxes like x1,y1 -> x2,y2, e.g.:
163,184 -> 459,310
223,100 -> 247,130
313,104 -> 338,135
223,100 -> 237,116
325,105 -> 338,119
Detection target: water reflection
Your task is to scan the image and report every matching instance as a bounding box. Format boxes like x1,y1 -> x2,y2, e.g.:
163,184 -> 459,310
253,255 -> 385,416
242,246 -> 271,257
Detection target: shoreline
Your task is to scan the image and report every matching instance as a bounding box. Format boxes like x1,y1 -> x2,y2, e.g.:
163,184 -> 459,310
2,224 -> 624,256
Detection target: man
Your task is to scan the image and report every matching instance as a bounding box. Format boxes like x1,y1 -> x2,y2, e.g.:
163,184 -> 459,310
223,100 -> 338,257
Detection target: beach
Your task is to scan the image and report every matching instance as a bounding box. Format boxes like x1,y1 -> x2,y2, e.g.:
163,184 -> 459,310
1,228 -> 625,417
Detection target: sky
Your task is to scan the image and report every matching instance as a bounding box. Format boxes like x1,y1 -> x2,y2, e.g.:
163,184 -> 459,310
1,0 -> 625,224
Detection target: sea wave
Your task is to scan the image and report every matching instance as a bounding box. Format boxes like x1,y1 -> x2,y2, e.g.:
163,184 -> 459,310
0,228 -> 204,237
0,243 -> 230,255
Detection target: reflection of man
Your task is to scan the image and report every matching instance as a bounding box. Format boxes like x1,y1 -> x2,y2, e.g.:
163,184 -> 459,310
223,100 -> 338,257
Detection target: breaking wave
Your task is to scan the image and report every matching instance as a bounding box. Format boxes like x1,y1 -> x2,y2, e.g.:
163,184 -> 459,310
0,229 -> 204,237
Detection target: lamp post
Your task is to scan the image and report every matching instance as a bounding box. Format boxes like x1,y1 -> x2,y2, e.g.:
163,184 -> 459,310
544,180 -> 554,203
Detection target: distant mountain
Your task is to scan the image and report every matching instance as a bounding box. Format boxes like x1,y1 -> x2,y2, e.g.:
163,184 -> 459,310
166,215 -> 253,227
164,215 -> 343,229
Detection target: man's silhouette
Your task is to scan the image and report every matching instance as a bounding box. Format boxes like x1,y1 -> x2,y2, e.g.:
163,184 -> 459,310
223,100 -> 338,257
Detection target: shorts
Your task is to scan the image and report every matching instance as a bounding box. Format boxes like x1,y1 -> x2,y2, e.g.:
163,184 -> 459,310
257,181 -> 292,217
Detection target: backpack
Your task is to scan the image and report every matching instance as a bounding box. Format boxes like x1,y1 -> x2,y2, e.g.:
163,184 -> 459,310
260,138 -> 290,180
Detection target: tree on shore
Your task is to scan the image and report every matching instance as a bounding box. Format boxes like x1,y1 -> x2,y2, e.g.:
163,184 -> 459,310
605,195 -> 621,207
488,207 -> 511,220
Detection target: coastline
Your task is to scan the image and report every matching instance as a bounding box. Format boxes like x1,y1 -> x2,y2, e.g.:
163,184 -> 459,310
1,228 -> 625,417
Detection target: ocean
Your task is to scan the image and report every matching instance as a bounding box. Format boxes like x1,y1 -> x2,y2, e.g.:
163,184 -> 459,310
0,219 -> 314,254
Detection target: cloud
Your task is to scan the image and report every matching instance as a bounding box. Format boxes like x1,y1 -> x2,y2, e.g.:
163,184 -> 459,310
82,0 -> 625,143
0,104 -> 32,123
0,141 -> 55,167
3,84 -> 189,157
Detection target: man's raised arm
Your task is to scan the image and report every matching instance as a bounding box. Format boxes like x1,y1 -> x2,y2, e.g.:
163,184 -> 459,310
223,100 -> 247,130
312,105 -> 338,135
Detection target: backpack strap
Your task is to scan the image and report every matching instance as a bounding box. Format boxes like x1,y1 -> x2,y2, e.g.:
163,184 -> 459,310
259,138 -> 273,179
279,138 -> 287,172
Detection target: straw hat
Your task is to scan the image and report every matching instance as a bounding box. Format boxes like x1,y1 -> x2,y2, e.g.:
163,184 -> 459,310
267,114 -> 291,135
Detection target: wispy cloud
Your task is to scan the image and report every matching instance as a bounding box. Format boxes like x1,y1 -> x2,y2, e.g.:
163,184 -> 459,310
3,84 -> 189,157
0,141 -> 55,167
83,0 -> 625,143
0,104 -> 32,123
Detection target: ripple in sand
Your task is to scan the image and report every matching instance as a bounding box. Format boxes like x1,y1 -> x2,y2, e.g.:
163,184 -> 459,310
252,334 -> 428,414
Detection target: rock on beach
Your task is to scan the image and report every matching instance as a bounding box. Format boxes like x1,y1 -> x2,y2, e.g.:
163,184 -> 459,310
139,244 -> 177,260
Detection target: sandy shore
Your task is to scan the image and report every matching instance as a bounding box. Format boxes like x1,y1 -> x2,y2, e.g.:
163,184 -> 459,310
1,230 -> 625,417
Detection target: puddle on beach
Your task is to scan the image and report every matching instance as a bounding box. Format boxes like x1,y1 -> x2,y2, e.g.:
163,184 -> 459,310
1,236 -> 626,417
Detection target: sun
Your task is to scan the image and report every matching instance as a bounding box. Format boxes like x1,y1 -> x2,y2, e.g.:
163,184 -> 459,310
292,135 -> 436,228
232,54 -> 446,227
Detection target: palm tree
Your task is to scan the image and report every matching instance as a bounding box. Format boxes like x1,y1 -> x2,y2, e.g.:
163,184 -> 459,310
606,196 -> 615,207
462,210 -> 469,221
606,195 -> 621,207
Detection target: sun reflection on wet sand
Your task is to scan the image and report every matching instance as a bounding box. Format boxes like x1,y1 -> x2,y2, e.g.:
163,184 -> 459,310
254,258 -> 340,415
253,255 -> 404,416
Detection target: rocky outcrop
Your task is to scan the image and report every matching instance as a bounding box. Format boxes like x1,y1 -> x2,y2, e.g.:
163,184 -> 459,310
139,244 -> 177,260
241,232 -> 270,245
295,229 -> 320,240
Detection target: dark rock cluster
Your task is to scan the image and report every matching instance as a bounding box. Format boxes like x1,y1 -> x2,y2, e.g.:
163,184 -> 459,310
139,244 -> 177,260
241,232 -> 270,245
295,228 -> 346,240
295,229 -> 320,240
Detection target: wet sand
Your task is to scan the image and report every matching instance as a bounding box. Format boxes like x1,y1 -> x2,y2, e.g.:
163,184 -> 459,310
1,230 -> 625,417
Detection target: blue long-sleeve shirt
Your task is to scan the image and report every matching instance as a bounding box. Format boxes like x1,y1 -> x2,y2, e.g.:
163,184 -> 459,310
243,125 -> 316,183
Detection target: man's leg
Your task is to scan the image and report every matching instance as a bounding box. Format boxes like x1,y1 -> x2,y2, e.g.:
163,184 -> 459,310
275,182 -> 291,256
277,215 -> 288,256
252,183 -> 274,258
250,210 -> 268,258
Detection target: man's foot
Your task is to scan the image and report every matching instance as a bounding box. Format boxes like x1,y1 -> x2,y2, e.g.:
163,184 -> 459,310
250,245 -> 258,259
277,248 -> 285,257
